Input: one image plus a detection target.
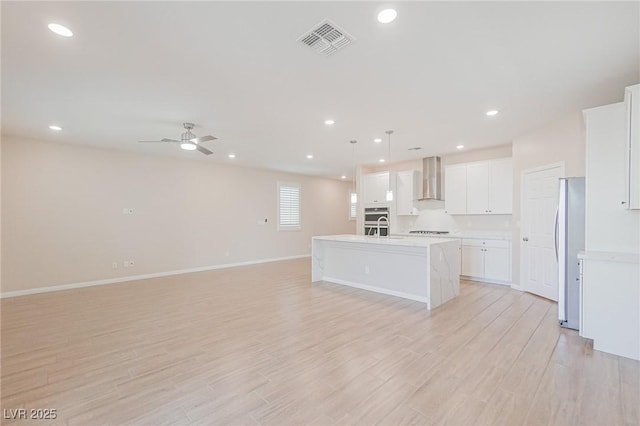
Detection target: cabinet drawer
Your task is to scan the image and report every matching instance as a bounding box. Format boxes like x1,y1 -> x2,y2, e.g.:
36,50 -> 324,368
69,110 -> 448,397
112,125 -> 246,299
461,238 -> 509,249
484,239 -> 510,249
462,239 -> 484,247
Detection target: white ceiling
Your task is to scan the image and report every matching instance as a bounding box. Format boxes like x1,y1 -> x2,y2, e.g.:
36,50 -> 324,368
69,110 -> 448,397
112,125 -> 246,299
2,1 -> 639,179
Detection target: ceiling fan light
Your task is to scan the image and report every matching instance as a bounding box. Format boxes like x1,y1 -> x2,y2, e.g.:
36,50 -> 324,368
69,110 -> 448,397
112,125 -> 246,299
48,23 -> 73,37
181,142 -> 197,151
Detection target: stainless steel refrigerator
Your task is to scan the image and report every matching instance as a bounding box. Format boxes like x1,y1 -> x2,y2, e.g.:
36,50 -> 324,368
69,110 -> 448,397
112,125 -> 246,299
555,177 -> 585,330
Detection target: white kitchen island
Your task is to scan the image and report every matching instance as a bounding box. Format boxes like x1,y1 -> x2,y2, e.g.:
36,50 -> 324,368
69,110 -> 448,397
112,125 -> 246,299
312,235 -> 461,309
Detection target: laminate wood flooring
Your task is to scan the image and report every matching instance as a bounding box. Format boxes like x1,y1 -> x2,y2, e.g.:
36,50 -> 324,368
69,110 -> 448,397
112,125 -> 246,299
1,258 -> 638,425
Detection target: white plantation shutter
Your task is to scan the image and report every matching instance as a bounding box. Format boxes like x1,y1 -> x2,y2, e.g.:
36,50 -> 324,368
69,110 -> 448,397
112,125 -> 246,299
278,182 -> 301,230
349,193 -> 357,219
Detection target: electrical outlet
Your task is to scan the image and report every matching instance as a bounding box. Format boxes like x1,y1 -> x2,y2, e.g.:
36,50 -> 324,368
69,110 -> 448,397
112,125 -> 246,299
128,208 -> 134,214
122,208 -> 128,214
225,251 -> 230,257
112,262 -> 118,269
129,260 -> 135,267
123,261 -> 130,268
365,266 -> 370,274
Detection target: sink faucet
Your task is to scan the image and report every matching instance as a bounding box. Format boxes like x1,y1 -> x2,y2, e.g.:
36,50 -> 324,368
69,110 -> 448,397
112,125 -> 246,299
376,216 -> 389,238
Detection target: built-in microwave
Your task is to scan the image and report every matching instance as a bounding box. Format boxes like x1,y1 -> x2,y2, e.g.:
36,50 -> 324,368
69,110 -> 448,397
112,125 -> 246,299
364,206 -> 389,236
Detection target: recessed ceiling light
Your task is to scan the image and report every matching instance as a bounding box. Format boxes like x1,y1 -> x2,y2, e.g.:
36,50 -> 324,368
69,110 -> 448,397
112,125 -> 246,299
180,143 -> 197,151
306,154 -> 314,159
341,175 -> 347,179
374,138 -> 382,143
379,158 -> 385,163
228,153 -> 236,159
456,144 -> 465,150
48,125 -> 62,131
48,23 -> 73,37
324,119 -> 335,125
486,110 -> 499,116
377,9 -> 397,24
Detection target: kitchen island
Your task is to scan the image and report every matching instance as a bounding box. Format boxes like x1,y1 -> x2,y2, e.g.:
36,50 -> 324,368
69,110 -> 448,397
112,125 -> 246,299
312,235 -> 461,309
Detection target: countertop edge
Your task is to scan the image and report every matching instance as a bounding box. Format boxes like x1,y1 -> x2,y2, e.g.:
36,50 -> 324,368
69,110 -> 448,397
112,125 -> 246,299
578,250 -> 640,264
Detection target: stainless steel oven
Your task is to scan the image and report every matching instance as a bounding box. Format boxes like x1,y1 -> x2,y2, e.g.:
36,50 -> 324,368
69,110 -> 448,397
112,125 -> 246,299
364,207 -> 389,236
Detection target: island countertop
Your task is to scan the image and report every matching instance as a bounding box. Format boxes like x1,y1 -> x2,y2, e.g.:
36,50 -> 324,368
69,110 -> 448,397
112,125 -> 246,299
312,234 -> 460,247
312,234 -> 461,309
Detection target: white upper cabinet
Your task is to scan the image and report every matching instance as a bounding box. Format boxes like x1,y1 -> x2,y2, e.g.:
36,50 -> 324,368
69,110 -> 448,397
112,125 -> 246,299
625,84 -> 640,210
444,158 -> 513,215
444,165 -> 467,215
395,170 -> 419,215
363,171 -> 390,204
466,163 -> 490,214
488,158 -> 514,214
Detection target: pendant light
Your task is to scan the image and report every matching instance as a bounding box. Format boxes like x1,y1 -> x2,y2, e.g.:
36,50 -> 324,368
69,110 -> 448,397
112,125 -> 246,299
350,140 -> 358,203
385,130 -> 394,201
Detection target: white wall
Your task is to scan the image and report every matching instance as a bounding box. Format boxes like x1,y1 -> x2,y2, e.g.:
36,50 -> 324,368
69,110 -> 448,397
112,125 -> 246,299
1,136 -> 355,294
511,111 -> 586,286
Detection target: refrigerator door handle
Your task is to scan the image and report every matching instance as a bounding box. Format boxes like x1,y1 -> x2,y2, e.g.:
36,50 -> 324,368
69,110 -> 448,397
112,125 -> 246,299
554,206 -> 559,262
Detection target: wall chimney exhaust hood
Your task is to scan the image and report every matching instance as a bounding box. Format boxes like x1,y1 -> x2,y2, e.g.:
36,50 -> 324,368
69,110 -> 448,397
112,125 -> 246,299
419,156 -> 444,200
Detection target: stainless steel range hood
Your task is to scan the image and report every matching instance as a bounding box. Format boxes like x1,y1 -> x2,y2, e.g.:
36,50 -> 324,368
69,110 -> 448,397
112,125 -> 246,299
418,156 -> 443,200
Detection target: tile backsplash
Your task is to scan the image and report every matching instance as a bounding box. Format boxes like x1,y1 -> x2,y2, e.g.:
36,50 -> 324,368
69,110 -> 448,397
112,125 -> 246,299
394,201 -> 512,233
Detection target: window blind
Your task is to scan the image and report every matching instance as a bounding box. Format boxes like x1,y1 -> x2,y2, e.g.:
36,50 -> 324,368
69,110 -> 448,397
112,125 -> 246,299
278,183 -> 301,230
349,193 -> 357,219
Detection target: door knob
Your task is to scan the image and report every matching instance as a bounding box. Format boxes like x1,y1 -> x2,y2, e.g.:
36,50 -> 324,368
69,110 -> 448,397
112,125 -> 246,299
522,237 -> 529,242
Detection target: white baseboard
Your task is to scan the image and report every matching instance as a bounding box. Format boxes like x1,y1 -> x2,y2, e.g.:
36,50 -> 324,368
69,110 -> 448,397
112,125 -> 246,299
461,275 -> 512,287
1,254 -> 310,298
320,276 -> 430,306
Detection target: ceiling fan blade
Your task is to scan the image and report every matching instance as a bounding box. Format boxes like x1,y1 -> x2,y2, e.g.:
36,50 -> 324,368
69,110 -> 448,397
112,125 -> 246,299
190,135 -> 217,144
139,138 -> 180,143
196,145 -> 213,155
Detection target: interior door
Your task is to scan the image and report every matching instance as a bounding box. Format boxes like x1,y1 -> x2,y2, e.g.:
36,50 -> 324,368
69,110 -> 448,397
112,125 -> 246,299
521,164 -> 564,301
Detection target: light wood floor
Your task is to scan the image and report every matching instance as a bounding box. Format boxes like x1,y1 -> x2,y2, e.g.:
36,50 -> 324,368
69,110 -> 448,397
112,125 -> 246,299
1,258 -> 638,425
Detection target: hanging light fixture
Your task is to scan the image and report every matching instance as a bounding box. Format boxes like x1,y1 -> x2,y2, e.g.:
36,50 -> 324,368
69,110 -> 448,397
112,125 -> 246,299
385,130 -> 394,201
350,140 -> 358,203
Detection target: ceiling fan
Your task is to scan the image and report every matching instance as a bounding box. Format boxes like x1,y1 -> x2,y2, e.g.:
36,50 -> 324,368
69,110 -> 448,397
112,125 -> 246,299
139,122 -> 217,155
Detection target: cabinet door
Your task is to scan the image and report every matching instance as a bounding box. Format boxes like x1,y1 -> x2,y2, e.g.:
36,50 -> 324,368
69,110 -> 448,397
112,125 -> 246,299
461,246 -> 484,277
488,159 -> 513,214
363,172 -> 389,204
444,165 -> 467,214
396,171 -> 416,215
466,163 -> 489,214
484,246 -> 510,282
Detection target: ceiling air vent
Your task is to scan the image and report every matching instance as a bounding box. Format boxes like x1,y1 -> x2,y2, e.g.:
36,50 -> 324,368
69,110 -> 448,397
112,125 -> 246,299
298,20 -> 354,56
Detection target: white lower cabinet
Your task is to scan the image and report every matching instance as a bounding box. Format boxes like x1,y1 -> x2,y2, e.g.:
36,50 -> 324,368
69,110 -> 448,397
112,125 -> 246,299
580,255 -> 639,360
460,239 -> 511,284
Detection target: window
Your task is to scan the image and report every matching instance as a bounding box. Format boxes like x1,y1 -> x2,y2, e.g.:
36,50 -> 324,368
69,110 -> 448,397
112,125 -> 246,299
278,182 -> 301,231
349,192 -> 357,220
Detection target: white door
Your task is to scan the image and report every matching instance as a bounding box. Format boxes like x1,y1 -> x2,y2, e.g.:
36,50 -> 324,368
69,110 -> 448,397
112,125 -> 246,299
521,164 -> 564,301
